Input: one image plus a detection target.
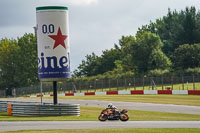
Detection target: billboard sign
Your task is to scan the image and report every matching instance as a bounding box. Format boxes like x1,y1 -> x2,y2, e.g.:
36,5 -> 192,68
36,6 -> 70,81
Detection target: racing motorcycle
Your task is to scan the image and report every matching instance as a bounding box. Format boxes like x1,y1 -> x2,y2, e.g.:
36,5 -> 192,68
98,108 -> 129,121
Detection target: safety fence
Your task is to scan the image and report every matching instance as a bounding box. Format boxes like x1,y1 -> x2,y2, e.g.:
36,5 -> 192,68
1,75 -> 200,97
0,101 -> 80,116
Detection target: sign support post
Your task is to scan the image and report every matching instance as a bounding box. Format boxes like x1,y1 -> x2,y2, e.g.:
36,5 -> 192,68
53,81 -> 57,104
40,81 -> 43,103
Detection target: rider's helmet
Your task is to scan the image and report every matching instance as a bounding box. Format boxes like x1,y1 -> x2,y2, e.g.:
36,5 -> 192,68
108,103 -> 113,108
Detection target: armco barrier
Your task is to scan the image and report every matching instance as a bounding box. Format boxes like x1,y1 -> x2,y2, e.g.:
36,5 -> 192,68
0,101 -> 39,113
0,101 -> 8,113
11,103 -> 80,116
0,101 -> 80,116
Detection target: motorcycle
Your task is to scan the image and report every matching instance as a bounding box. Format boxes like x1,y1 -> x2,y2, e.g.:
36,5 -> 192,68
98,108 -> 129,121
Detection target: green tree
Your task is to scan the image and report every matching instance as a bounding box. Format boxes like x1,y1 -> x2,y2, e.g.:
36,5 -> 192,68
118,36 -> 136,71
172,43 -> 200,69
73,48 -> 122,77
138,7 -> 200,56
130,32 -> 171,73
15,33 -> 38,87
0,33 -> 38,95
0,38 -> 19,94
73,53 -> 100,77
98,48 -> 122,74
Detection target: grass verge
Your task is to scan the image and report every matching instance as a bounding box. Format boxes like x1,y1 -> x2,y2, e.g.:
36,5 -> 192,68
47,95 -> 200,106
2,128 -> 200,133
1,106 -> 200,121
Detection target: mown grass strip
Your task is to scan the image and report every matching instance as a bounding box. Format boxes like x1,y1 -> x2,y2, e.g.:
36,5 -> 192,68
52,94 -> 200,106
8,94 -> 200,107
1,106 -> 200,121
2,128 -> 200,133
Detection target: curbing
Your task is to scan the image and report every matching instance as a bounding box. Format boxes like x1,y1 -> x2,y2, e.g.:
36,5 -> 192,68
107,91 -> 118,95
158,90 -> 172,94
95,92 -> 106,95
118,90 -> 131,95
74,93 -> 85,96
172,90 -> 188,95
188,90 -> 200,95
144,90 -> 158,95
131,90 -> 144,94
25,90 -> 200,98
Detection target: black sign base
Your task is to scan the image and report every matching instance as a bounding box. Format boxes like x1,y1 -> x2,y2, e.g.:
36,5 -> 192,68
53,81 -> 57,104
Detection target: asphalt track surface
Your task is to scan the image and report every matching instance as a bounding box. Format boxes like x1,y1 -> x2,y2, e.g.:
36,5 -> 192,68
0,121 -> 200,132
1,98 -> 200,131
1,98 -> 200,114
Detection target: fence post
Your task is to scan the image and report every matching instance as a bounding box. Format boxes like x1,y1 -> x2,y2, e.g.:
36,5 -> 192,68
125,78 -> 127,90
79,81 -> 81,93
109,79 -> 111,91
94,79 -> 96,92
171,76 -> 173,90
182,76 -> 184,90
49,84 -> 51,94
102,79 -> 104,92
142,76 -> 145,90
40,82 -> 43,104
117,79 -> 119,91
193,75 -> 195,90
134,77 -> 136,90
151,77 -> 154,90
162,76 -> 164,90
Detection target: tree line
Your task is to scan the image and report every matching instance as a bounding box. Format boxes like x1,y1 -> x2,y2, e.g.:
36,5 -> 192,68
73,7 -> 200,79
1,7 -> 200,94
0,34 -> 38,95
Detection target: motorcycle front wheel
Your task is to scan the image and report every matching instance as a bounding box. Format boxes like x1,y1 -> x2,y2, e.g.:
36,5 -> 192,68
98,114 -> 108,121
119,114 -> 129,121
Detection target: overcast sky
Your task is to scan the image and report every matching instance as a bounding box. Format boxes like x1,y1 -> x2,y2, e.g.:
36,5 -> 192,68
0,0 -> 200,71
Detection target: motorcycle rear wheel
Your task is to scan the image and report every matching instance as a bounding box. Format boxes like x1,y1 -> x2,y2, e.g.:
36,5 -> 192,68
98,114 -> 108,121
119,114 -> 129,121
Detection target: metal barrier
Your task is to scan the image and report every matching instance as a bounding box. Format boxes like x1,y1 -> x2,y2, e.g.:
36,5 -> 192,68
0,101 -> 8,113
11,103 -> 80,116
0,101 -> 80,116
0,101 -> 39,113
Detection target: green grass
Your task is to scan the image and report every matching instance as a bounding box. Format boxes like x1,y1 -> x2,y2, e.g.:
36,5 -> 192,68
48,94 -> 200,106
2,128 -> 200,133
1,106 -> 200,121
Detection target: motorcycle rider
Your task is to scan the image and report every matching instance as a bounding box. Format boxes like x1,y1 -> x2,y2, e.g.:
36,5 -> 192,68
107,103 -> 118,114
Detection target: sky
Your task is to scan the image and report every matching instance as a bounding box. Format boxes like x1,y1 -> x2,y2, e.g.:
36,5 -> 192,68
0,0 -> 200,72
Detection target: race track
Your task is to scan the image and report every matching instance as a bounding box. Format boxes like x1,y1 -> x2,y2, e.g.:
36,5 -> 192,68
1,98 -> 200,114
1,98 -> 200,131
0,121 -> 200,132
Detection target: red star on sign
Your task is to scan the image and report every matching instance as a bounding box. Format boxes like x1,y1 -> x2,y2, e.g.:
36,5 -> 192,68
48,27 -> 67,49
